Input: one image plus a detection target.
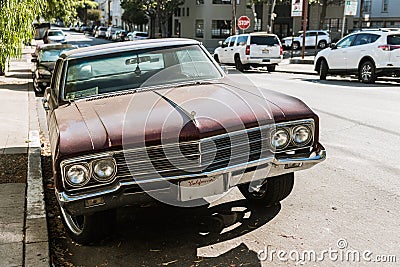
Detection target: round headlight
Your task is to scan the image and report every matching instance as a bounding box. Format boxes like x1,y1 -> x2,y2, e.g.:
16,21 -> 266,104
271,128 -> 290,149
93,158 -> 116,182
66,164 -> 90,187
292,125 -> 312,146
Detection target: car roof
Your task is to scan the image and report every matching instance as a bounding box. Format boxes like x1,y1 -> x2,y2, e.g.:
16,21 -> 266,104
40,44 -> 77,51
62,38 -> 200,59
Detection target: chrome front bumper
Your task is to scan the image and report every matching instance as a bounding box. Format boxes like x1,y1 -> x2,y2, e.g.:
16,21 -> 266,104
57,143 -> 326,216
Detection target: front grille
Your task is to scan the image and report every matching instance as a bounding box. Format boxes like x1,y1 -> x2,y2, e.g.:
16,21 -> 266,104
115,126 -> 272,181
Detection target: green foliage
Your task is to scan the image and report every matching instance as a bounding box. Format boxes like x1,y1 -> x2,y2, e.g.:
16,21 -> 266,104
121,0 -> 148,30
43,0 -> 97,24
0,0 -> 43,75
87,9 -> 101,23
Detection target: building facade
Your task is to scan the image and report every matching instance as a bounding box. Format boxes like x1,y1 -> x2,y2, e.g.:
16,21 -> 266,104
354,0 -> 400,28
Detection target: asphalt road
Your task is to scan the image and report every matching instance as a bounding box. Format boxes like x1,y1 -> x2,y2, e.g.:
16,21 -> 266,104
38,32 -> 400,266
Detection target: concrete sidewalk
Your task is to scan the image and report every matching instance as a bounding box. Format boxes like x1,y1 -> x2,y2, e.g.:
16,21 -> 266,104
0,48 -> 49,267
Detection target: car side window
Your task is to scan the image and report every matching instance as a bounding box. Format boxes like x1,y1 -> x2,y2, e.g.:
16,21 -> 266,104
236,35 -> 248,46
388,35 -> 400,45
318,32 -> 326,36
229,36 -> 237,47
336,35 -> 356,49
223,37 -> 230,47
308,32 -> 317,37
352,34 -> 379,46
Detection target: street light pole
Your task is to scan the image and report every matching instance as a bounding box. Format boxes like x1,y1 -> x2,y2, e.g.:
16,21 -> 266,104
232,0 -> 237,35
301,0 -> 308,59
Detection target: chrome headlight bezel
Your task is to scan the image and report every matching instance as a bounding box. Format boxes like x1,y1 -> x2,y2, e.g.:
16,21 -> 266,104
270,127 -> 291,150
64,163 -> 91,188
292,125 -> 312,147
92,157 -> 117,183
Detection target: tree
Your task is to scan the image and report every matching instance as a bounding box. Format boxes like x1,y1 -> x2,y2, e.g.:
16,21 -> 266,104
156,0 -> 184,37
87,9 -> 101,24
0,0 -> 42,75
121,0 -> 148,31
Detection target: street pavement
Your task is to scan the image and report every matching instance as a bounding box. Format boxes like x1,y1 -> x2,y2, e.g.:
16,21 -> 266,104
2,30 -> 399,266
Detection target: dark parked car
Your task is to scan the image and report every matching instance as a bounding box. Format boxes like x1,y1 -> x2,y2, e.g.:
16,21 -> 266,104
32,44 -> 77,92
43,39 -> 326,244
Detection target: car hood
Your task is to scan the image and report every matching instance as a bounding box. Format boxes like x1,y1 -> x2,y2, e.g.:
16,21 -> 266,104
55,81 -> 317,158
48,36 -> 65,40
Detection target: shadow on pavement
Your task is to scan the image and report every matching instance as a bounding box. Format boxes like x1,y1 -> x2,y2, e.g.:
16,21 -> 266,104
65,200 -> 280,266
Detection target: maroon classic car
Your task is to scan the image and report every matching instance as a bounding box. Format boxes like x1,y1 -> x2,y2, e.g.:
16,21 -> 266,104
43,39 -> 326,244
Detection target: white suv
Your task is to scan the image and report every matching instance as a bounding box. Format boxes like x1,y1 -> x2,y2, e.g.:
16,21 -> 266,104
314,29 -> 400,83
213,33 -> 283,72
282,30 -> 331,50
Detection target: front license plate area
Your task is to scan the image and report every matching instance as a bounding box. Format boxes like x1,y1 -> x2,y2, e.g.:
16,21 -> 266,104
179,175 -> 225,201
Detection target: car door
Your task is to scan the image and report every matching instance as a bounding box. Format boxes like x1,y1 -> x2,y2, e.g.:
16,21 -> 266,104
325,34 -> 356,70
226,36 -> 237,64
305,32 -> 316,47
219,37 -> 231,63
346,33 -> 380,71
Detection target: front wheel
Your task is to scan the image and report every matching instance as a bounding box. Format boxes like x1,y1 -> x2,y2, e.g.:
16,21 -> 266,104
359,61 -> 376,84
214,54 -> 220,63
60,206 -> 116,245
238,173 -> 294,206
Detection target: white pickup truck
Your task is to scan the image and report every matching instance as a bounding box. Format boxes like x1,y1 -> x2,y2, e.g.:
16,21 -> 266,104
214,32 -> 283,72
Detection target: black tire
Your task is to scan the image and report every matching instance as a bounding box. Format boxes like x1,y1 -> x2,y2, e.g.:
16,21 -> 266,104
292,42 -> 300,50
214,54 -> 220,63
359,60 -> 376,84
235,56 -> 245,72
60,206 -> 116,245
238,173 -> 294,206
267,65 -> 276,72
319,59 -> 328,80
318,40 -> 327,49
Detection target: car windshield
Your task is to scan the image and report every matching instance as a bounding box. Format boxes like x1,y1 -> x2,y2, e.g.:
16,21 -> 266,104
39,48 -> 72,62
250,36 -> 280,46
48,31 -> 63,36
64,45 -> 222,100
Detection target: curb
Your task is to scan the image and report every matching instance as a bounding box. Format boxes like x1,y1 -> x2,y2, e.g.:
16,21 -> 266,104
25,69 -> 49,266
275,69 -> 318,76
289,58 -> 314,64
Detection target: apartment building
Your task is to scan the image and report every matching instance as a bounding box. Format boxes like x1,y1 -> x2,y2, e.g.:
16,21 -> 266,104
355,0 -> 400,28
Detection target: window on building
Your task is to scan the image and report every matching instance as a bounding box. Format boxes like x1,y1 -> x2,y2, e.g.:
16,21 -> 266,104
323,18 -> 346,33
174,19 -> 180,36
363,0 -> 371,13
195,20 -> 204,38
187,8 -> 189,16
182,8 -> 185,16
382,0 -> 388,12
213,0 -> 240,4
211,20 -> 231,38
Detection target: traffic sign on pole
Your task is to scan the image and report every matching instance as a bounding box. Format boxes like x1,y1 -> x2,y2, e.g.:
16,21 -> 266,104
237,16 -> 250,31
345,0 -> 358,16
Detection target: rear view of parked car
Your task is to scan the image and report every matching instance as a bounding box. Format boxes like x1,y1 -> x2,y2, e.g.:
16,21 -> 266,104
214,32 -> 283,72
106,26 -> 122,40
315,29 -> 400,83
43,29 -> 67,44
95,26 -> 107,38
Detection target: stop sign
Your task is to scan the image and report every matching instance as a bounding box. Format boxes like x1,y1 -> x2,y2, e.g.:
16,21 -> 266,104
237,16 -> 250,30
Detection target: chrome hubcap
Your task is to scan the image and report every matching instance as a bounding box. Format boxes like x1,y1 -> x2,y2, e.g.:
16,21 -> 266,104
361,64 -> 372,80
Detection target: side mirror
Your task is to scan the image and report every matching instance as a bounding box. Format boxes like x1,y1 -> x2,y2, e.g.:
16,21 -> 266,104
31,58 -> 37,63
330,43 -> 337,49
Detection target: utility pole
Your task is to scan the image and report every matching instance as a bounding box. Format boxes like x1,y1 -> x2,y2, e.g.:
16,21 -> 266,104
301,0 -> 308,59
232,0 -> 237,35
269,0 -> 277,33
358,0 -> 364,29
108,0 -> 111,26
